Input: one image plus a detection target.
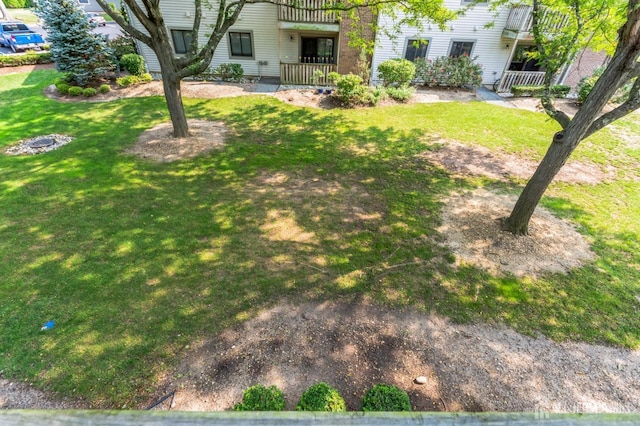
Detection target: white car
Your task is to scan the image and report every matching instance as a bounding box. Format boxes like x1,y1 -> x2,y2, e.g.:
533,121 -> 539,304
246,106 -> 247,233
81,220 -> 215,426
86,12 -> 107,27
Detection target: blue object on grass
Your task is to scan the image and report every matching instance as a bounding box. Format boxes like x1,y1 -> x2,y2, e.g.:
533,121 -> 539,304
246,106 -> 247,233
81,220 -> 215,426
41,320 -> 55,331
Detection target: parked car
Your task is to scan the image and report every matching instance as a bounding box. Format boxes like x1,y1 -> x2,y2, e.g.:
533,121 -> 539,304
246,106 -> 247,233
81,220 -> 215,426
86,12 -> 107,27
0,22 -> 46,53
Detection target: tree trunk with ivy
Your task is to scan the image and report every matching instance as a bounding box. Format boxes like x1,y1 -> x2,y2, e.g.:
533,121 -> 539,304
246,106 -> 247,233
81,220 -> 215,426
502,0 -> 640,235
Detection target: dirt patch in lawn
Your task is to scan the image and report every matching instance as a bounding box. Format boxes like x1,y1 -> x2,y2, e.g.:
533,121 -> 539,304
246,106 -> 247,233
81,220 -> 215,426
422,141 -> 614,184
149,299 -> 639,413
438,188 -> 595,278
125,119 -> 228,162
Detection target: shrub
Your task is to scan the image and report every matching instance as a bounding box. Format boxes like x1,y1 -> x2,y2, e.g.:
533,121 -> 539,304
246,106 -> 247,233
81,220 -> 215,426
116,76 -> 134,87
415,55 -> 483,89
214,63 -> 244,81
120,53 -> 146,76
99,84 -> 111,94
361,384 -> 412,411
377,59 -> 416,87
55,82 -> 70,95
83,87 -> 97,97
386,85 -> 415,102
511,84 -> 570,98
576,67 -> 604,104
68,86 -> 84,96
233,384 -> 286,411
296,383 -> 346,412
108,36 -> 137,61
0,52 -> 52,67
140,73 -> 153,82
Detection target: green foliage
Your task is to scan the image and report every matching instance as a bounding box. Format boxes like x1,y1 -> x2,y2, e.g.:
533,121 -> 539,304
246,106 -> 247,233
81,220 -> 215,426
296,383 -> 346,412
120,53 -> 145,76
5,0 -> 33,7
99,84 -> 111,94
213,63 -> 244,81
330,73 -> 383,107
361,384 -> 412,411
233,384 -> 286,411
83,87 -> 97,97
414,55 -> 483,88
34,0 -> 114,86
108,36 -> 137,61
67,86 -> 84,96
377,59 -> 416,87
386,85 -> 415,102
511,85 -> 570,98
54,82 -> 70,95
116,73 -> 152,87
0,52 -> 52,67
576,67 -> 605,104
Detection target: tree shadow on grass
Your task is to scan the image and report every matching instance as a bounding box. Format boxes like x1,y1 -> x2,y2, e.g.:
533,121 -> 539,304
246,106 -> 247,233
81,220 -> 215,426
1,79 -> 639,409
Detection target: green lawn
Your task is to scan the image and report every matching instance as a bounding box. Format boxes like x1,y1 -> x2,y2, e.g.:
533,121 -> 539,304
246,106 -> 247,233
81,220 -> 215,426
1,70 -> 639,407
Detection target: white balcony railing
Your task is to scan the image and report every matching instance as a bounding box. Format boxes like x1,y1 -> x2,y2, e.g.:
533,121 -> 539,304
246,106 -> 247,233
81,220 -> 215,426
504,5 -> 569,36
496,70 -> 546,93
278,0 -> 337,23
280,63 -> 337,85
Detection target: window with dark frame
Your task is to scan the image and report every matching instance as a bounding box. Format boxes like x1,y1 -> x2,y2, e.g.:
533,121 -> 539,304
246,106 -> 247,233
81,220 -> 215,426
78,0 -> 89,4
301,37 -> 335,63
229,32 -> 253,58
449,41 -> 474,58
171,29 -> 193,55
404,39 -> 429,62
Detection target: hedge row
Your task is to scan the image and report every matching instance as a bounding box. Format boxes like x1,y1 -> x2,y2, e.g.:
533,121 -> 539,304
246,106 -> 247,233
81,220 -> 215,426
511,84 -> 571,98
0,51 -> 53,67
233,383 -> 412,412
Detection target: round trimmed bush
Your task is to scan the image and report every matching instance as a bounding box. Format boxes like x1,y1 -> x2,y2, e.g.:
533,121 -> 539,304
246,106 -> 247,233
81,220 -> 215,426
83,87 -> 97,97
296,383 -> 346,412
362,384 -> 411,411
120,53 -> 146,76
68,86 -> 84,96
377,58 -> 416,88
99,84 -> 111,94
55,82 -> 70,95
233,384 -> 286,411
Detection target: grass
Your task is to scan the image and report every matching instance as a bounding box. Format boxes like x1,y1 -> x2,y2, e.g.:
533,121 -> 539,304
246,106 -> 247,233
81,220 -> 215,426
1,69 -> 639,407
7,8 -> 39,25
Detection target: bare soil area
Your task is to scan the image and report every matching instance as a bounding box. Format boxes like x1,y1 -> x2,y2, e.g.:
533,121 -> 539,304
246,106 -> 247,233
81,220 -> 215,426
3,67 -> 639,412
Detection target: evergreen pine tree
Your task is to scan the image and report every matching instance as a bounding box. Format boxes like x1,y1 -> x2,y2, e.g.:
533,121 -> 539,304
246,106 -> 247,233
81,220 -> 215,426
34,0 -> 113,86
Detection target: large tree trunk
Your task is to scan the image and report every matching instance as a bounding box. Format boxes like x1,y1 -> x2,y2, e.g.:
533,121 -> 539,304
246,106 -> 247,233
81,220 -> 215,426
162,76 -> 190,138
503,1 -> 640,235
502,131 -> 577,235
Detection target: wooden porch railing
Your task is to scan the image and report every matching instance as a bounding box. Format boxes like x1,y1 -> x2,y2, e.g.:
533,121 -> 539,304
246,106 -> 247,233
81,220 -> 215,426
278,0 -> 337,23
280,63 -> 337,85
496,70 -> 546,93
504,5 -> 569,34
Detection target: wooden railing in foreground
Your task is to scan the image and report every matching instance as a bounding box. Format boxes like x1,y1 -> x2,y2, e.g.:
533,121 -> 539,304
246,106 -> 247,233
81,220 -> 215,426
1,410 -> 639,425
280,63 -> 337,85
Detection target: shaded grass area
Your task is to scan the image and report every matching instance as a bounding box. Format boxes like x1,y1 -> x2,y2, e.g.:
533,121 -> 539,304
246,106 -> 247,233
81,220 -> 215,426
0,70 -> 639,407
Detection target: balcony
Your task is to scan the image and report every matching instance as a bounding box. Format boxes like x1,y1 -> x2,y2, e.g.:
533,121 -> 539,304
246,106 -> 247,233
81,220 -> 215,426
278,0 -> 338,23
502,5 -> 569,39
280,63 -> 337,85
495,70 -> 546,93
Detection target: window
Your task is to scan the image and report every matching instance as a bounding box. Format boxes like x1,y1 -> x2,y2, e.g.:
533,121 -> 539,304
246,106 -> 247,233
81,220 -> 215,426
301,37 -> 335,63
78,0 -> 89,4
229,32 -> 254,58
171,29 -> 193,55
449,41 -> 474,58
404,39 -> 429,61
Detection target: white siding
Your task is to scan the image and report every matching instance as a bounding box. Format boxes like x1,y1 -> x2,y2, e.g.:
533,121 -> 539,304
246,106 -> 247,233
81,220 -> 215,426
371,1 -> 512,85
135,2 -> 281,78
